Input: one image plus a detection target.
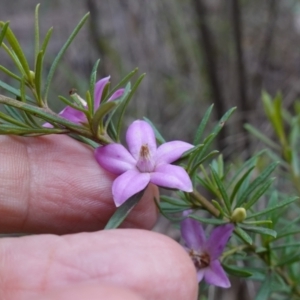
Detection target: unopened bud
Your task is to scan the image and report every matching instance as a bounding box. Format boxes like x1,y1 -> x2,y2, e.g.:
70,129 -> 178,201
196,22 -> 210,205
231,207 -> 247,223
29,70 -> 35,81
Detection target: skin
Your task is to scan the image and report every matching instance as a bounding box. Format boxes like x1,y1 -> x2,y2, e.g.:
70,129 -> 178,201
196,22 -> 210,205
0,135 -> 198,300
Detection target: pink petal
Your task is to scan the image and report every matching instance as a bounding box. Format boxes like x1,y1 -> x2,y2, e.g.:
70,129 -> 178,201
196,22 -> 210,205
197,269 -> 205,283
112,169 -> 150,206
95,144 -> 136,175
108,88 -> 125,101
181,218 -> 206,250
59,106 -> 87,124
206,224 -> 234,260
155,141 -> 194,165
94,76 -> 110,109
204,260 -> 231,288
126,120 -> 157,160
150,164 -> 193,192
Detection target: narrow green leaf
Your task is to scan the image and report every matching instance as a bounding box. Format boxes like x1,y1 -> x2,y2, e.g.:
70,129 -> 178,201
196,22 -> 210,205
189,215 -> 228,225
243,220 -> 272,226
276,252 -> 300,267
244,124 -> 280,150
0,22 -> 30,77
58,96 -> 87,113
0,124 -> 67,135
255,274 -> 271,300
41,27 -> 53,54
193,104 -> 214,144
0,80 -> 34,103
143,117 -> 166,144
0,21 -> 9,46
227,150 -> 265,188
92,101 -> 118,135
0,65 -> 21,81
246,197 -> 298,219
34,4 -> 40,66
234,226 -> 252,245
211,200 -> 227,217
43,13 -> 90,101
211,107 -> 236,136
190,150 -> 219,177
34,50 -> 43,104
88,59 -> 100,115
239,225 -> 277,238
104,190 -> 145,229
211,167 -> 231,213
105,68 -> 138,100
116,73 -> 145,139
244,178 -> 275,210
271,242 -> 300,250
230,166 -> 255,204
0,111 -> 28,127
160,195 -> 189,207
236,162 -> 279,207
275,229 -> 300,241
222,264 -> 252,278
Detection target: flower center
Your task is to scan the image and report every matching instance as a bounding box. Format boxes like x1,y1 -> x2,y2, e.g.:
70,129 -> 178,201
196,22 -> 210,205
136,144 -> 155,173
189,249 -> 211,270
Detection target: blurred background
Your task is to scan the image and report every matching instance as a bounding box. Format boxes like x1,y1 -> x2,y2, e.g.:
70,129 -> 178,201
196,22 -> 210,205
1,1 -> 300,299
2,0 -> 300,157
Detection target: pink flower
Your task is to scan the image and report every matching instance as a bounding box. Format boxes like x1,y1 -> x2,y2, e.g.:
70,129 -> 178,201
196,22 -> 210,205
45,76 -> 124,126
95,120 -> 194,206
181,218 -> 234,288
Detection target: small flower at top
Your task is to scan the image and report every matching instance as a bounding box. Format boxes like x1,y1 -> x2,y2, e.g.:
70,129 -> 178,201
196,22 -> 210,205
45,76 -> 124,126
181,217 -> 234,288
95,120 -> 194,206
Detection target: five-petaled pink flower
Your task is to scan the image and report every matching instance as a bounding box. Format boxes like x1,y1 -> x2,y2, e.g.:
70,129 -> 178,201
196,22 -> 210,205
181,217 -> 234,288
95,120 -> 194,206
45,76 -> 124,126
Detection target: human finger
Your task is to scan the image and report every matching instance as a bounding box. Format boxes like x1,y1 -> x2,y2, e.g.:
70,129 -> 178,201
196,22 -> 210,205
0,135 -> 158,234
0,229 -> 198,300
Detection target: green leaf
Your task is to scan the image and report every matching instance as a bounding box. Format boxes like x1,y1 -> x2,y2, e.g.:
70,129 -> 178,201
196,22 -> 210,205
230,166 -> 255,204
105,68 -> 138,100
58,96 -> 87,113
104,190 -> 145,229
244,124 -> 280,150
189,215 -> 228,225
41,27 -> 53,55
255,274 -> 271,300
246,196 -> 298,219
244,178 -> 275,210
0,110 -> 28,127
190,150 -> 219,178
236,162 -> 279,207
88,59 -> 100,115
211,200 -> 227,217
271,242 -> 300,250
234,226 -> 252,245
0,80 -> 34,103
193,104 -> 214,144
211,107 -> 236,136
34,4 -> 40,65
34,50 -> 44,104
0,21 -> 9,46
160,195 -> 189,207
0,65 -> 21,82
143,117 -> 166,144
222,264 -> 252,278
92,101 -> 118,136
276,252 -> 300,267
0,124 -> 67,135
0,22 -> 30,77
239,224 -> 277,238
43,13 -> 90,101
243,220 -> 272,226
210,167 -> 231,214
116,73 -> 145,139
